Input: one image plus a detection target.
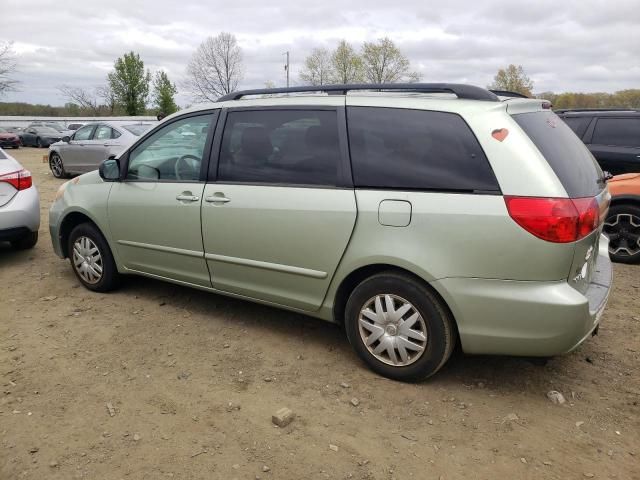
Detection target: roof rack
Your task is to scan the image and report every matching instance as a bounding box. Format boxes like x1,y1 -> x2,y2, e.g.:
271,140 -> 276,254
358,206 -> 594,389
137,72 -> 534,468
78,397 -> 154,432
554,108 -> 639,113
217,83 -> 500,102
489,89 -> 530,99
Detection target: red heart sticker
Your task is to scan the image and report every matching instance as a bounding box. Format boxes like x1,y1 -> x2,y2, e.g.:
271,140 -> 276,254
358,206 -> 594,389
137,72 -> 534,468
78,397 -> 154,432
491,128 -> 509,142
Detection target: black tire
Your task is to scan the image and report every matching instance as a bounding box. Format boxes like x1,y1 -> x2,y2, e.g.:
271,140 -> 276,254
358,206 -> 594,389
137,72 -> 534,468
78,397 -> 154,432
604,204 -> 640,264
49,152 -> 67,178
11,231 -> 38,250
13,145 -> 19,149
36,137 -> 42,148
344,271 -> 457,382
67,223 -> 120,292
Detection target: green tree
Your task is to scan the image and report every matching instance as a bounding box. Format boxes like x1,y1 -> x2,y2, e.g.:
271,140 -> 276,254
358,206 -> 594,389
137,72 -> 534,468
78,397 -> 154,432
331,40 -> 363,84
490,64 -> 534,97
108,52 -> 151,115
361,38 -> 420,83
152,71 -> 178,115
299,48 -> 333,86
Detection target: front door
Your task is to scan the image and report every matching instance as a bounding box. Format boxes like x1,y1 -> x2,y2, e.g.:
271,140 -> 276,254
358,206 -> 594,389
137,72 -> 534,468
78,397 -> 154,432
63,124 -> 96,172
108,112 -> 217,287
202,107 -> 357,311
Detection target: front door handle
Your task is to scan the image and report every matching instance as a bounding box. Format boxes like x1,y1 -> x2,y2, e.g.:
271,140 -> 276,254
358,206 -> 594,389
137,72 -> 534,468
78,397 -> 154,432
176,194 -> 200,202
205,194 -> 230,204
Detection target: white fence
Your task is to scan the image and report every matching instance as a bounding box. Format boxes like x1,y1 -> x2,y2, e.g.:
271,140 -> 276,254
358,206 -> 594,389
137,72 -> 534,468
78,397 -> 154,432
0,116 -> 157,128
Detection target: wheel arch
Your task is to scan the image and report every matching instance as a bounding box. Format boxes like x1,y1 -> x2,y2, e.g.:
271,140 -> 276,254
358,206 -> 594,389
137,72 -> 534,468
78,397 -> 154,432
331,263 -> 459,336
609,194 -> 640,209
58,210 -> 107,258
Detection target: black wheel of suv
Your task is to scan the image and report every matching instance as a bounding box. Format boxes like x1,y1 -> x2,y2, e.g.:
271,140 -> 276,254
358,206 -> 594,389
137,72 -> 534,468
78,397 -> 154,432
344,271 -> 457,382
604,204 -> 640,264
11,231 -> 38,250
67,223 -> 120,292
49,153 -> 66,178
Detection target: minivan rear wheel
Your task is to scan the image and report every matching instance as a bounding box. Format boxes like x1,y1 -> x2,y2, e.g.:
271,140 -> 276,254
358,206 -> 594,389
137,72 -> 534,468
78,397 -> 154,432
67,223 -> 120,292
345,272 -> 457,382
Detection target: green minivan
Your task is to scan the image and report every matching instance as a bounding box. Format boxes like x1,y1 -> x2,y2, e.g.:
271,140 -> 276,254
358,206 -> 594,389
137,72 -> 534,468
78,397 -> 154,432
49,84 -> 612,381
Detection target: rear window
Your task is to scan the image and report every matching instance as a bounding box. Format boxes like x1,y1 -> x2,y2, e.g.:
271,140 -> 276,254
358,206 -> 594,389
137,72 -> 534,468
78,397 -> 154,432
123,124 -> 152,136
513,111 -> 604,197
347,107 -> 499,192
560,116 -> 591,138
592,117 -> 640,147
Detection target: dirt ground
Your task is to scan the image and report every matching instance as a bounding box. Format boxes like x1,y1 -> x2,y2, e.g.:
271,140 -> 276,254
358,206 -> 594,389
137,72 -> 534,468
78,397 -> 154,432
1,147 -> 639,480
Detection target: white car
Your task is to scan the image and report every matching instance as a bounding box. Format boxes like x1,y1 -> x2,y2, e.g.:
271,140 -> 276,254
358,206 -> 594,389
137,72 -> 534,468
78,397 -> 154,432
0,147 -> 39,249
48,121 -> 155,178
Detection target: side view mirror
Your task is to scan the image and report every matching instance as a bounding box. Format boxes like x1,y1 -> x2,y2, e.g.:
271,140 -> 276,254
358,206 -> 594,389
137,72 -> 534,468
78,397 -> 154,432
99,158 -> 121,182
62,136 -> 71,143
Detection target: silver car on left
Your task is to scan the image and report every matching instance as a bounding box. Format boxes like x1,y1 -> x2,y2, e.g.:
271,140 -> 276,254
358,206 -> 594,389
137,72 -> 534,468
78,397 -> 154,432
48,121 -> 154,178
0,147 -> 39,249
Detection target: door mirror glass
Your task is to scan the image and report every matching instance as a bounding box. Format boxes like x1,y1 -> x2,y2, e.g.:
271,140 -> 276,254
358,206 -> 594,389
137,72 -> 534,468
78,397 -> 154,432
62,136 -> 71,143
99,159 -> 120,181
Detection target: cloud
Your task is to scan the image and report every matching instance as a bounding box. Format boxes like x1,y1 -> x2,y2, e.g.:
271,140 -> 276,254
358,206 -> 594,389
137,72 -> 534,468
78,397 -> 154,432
2,0 -> 639,105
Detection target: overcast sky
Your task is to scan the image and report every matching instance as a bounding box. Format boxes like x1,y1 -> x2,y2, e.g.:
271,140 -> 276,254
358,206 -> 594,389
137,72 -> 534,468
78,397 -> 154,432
2,0 -> 639,106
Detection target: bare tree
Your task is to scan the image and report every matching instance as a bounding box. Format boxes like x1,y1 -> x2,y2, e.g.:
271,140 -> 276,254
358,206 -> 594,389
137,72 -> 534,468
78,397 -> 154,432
361,38 -> 421,83
96,84 -> 117,115
299,48 -> 333,86
0,42 -> 20,97
186,33 -> 243,102
58,85 -> 101,115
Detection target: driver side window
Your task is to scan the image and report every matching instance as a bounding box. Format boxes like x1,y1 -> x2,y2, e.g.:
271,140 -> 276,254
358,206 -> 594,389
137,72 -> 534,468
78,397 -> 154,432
127,114 -> 215,182
74,125 -> 95,141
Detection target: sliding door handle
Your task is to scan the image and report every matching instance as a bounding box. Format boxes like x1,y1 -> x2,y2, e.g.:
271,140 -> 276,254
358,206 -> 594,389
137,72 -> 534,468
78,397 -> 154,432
205,195 -> 230,204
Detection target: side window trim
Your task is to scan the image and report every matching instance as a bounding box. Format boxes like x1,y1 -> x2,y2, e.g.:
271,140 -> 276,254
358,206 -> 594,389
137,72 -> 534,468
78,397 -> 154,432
121,110 -> 220,184
208,106 -> 352,188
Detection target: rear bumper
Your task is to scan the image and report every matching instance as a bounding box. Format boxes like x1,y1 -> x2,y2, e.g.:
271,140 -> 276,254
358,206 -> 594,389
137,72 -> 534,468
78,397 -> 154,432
432,239 -> 613,357
0,186 -> 40,233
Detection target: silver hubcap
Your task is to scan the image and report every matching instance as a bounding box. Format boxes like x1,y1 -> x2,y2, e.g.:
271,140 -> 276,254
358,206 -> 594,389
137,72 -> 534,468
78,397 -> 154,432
604,213 -> 640,256
358,294 -> 427,367
51,155 -> 63,177
72,236 -> 103,284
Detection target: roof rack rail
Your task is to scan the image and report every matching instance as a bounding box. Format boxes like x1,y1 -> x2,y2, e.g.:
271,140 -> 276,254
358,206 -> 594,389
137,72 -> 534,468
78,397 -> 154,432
489,89 -> 530,99
554,108 -> 639,113
217,83 -> 500,102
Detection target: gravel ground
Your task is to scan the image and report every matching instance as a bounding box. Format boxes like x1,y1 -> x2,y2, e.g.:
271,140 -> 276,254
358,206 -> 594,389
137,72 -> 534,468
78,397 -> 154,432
1,147 -> 639,480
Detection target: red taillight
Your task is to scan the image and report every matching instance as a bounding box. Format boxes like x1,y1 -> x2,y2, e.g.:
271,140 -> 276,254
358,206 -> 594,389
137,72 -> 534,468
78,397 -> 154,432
505,196 -> 600,243
0,169 -> 33,191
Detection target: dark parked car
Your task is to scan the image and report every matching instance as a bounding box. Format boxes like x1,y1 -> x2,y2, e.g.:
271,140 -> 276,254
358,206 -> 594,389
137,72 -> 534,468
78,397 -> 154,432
0,127 -> 21,149
557,109 -> 640,175
19,127 -> 62,148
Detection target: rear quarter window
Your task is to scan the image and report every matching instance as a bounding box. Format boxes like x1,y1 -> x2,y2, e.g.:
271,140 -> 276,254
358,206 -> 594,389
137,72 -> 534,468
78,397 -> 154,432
513,111 -> 604,197
347,107 -> 499,192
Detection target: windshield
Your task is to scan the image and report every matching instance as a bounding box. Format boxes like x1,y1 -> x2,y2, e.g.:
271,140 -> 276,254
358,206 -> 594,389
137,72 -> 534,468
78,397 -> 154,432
46,124 -> 66,132
0,127 -> 7,133
122,124 -> 152,136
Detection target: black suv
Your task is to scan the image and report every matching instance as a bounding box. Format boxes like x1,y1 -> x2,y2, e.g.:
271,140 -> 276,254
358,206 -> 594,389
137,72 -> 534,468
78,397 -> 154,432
557,109 -> 640,175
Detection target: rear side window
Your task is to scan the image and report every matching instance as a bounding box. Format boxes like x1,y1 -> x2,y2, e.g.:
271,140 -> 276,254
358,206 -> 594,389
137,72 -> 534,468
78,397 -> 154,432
592,118 -> 640,147
514,112 -> 603,197
347,107 -> 499,192
560,116 -> 591,138
218,110 -> 340,186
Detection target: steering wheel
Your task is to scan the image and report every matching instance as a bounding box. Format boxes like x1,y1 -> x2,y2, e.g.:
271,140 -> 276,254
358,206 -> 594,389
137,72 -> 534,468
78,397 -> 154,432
175,154 -> 201,180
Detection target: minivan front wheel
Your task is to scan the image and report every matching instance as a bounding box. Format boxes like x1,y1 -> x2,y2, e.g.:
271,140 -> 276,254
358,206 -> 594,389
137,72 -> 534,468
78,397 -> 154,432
345,272 -> 456,382
68,223 -> 120,292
